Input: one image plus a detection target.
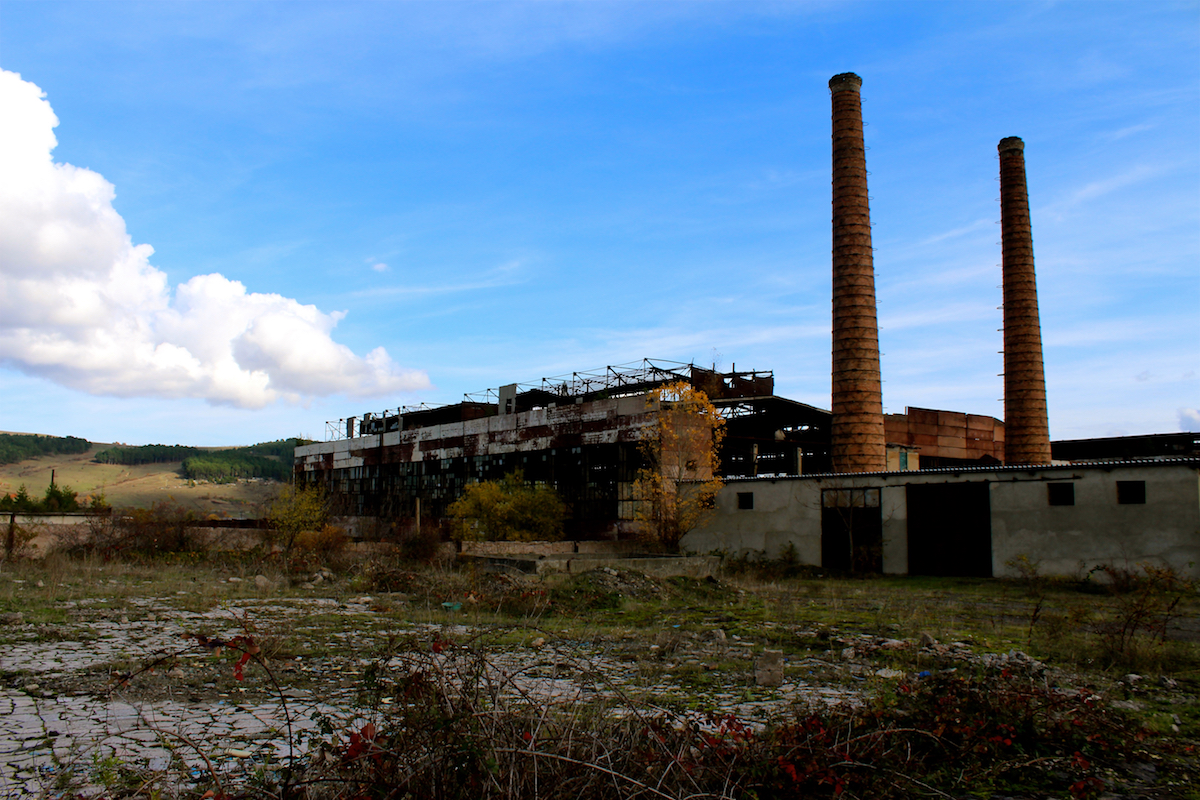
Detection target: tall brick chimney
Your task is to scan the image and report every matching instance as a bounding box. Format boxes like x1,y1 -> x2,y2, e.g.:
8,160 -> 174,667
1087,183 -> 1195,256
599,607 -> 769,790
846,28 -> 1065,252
998,136 -> 1052,465
829,72 -> 886,473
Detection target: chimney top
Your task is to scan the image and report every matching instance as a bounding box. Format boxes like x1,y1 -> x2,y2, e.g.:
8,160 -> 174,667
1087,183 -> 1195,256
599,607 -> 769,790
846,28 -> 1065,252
829,73 -> 863,93
998,136 -> 1025,154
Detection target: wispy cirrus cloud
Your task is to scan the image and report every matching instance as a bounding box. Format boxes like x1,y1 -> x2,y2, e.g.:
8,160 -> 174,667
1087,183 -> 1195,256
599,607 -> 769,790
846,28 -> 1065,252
1045,163 -> 1166,216
352,259 -> 528,299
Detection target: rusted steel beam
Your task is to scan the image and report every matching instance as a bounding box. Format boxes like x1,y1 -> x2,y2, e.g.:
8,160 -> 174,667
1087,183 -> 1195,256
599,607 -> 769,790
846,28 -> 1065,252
998,137 -> 1052,465
829,72 -> 886,473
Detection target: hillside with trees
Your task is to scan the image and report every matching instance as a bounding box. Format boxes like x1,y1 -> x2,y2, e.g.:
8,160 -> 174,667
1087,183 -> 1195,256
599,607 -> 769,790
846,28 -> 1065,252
92,444 -> 201,465
89,438 -> 309,483
0,433 -> 91,466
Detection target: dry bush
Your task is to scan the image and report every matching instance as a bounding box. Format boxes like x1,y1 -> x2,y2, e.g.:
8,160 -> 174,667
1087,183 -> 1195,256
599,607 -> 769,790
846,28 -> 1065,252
294,524 -> 350,558
1089,562 -> 1195,670
2,516 -> 38,563
274,633 -> 1159,800
392,518 -> 449,564
52,503 -> 200,559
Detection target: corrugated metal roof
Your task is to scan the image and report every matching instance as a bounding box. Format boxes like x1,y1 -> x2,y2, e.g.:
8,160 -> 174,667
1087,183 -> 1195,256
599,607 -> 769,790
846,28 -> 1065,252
723,457 -> 1200,482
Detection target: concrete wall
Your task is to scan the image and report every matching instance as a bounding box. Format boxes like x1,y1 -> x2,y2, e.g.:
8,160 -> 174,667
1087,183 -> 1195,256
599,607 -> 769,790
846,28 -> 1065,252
9,519 -> 265,558
682,462 -> 1200,579
681,475 -> 909,572
990,464 -> 1200,578
682,479 -> 822,563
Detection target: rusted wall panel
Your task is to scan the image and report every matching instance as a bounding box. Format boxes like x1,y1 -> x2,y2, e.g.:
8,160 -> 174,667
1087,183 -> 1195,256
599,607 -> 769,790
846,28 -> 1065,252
882,407 -> 1005,464
298,395 -> 657,479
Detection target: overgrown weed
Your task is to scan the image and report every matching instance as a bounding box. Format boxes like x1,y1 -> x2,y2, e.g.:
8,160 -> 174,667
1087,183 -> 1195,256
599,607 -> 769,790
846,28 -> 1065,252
76,626 -> 1196,799
5,551 -> 1199,798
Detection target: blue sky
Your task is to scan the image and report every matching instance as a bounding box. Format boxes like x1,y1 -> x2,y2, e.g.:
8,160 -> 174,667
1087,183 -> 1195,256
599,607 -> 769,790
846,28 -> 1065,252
0,1 -> 1196,446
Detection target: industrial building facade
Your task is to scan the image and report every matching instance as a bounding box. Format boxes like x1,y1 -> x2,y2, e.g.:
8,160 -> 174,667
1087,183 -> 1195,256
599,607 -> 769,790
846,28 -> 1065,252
293,361 -> 833,538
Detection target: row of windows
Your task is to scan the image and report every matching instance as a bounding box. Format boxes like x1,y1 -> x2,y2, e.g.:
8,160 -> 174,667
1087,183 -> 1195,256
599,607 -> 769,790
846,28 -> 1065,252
1048,480 -> 1145,506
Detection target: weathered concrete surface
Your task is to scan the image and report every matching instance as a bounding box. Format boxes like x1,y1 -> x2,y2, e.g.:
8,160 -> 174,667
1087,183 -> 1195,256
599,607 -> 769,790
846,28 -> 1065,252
990,463 -> 1200,577
683,462 -> 1200,578
0,586 -> 861,798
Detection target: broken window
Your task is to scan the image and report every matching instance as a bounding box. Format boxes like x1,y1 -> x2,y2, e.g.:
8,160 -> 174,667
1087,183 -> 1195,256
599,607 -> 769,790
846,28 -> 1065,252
1116,480 -> 1146,505
1047,482 -> 1075,506
737,492 -> 754,510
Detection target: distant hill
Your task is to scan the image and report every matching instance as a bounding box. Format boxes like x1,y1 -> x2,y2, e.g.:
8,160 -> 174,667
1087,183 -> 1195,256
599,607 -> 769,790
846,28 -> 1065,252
0,433 -> 311,516
90,438 -> 309,481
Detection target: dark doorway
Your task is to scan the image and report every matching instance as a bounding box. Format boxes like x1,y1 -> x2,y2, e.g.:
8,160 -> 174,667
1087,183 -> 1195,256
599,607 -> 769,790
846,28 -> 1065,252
821,488 -> 883,573
906,482 -> 992,577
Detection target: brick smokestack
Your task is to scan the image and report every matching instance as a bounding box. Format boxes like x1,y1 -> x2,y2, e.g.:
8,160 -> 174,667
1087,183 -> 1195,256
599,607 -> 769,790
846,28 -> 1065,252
998,136 -> 1052,465
829,72 -> 886,473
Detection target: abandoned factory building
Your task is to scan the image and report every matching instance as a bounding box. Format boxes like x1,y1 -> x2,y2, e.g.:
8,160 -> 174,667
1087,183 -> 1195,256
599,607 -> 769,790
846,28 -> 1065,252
295,73 -> 1199,577
294,361 -> 837,537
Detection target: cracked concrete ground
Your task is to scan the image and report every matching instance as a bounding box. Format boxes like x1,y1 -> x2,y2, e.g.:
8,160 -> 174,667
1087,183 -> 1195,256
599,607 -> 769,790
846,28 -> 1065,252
2,565 -> 1196,799
1,590 -> 865,798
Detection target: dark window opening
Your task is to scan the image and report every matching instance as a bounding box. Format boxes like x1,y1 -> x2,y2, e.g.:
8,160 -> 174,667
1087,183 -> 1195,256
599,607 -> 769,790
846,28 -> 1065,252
1047,482 -> 1075,506
736,492 -> 754,510
1117,480 -> 1146,505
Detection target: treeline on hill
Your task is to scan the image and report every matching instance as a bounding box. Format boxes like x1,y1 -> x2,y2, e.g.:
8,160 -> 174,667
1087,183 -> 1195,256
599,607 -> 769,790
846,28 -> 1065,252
182,439 -> 311,482
0,434 -> 90,466
92,438 -> 310,483
93,444 -> 201,465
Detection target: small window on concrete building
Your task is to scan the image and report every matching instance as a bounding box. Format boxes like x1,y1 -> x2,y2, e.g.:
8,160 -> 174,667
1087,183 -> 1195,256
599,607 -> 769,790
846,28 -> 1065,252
1047,482 -> 1075,506
1117,480 -> 1146,505
737,492 -> 754,510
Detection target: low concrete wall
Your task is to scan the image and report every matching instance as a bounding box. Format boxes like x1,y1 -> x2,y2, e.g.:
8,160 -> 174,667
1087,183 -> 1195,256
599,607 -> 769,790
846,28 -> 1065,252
460,540 -> 647,557
565,555 -> 721,577
460,552 -> 721,578
576,540 -> 644,555
460,540 -> 577,557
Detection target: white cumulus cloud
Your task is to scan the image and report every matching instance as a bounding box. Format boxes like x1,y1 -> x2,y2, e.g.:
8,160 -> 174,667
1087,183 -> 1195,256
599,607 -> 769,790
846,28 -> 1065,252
0,70 -> 429,409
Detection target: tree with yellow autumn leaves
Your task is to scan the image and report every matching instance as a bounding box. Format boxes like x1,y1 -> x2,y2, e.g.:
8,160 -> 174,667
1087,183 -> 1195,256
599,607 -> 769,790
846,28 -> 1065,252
633,381 -> 725,552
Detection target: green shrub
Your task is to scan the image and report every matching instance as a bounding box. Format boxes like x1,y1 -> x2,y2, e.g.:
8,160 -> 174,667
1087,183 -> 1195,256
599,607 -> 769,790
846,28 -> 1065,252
448,470 -> 566,542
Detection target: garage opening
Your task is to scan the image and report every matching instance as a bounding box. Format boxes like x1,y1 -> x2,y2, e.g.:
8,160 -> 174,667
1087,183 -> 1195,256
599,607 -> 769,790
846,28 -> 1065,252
906,482 -> 992,577
821,488 -> 883,573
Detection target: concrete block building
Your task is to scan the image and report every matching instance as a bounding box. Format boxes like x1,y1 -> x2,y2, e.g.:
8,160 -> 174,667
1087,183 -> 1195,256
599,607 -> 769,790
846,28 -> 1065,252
683,460 -> 1200,579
